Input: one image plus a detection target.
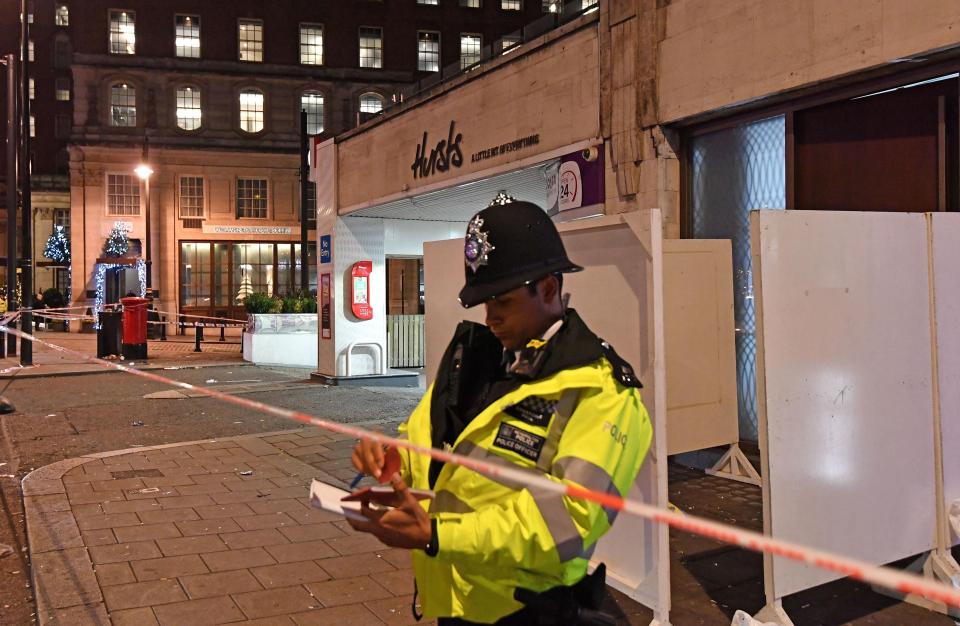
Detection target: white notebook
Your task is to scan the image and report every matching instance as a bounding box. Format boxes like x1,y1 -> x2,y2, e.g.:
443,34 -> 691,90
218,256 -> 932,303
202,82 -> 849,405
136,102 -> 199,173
308,479 -> 365,521
308,479 -> 434,522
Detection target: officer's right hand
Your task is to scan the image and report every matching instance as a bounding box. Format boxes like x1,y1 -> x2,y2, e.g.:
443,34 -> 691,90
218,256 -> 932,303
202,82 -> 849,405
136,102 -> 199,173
351,438 -> 386,479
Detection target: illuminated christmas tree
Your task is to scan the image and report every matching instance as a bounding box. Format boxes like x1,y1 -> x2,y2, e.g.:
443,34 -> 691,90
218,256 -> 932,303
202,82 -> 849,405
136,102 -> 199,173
236,272 -> 253,303
44,225 -> 71,265
103,222 -> 129,258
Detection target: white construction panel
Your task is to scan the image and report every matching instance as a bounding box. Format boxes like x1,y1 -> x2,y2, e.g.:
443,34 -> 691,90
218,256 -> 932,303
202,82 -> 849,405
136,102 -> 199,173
424,213 -> 671,622
932,213 -> 960,547
753,211 -> 937,600
663,239 -> 738,455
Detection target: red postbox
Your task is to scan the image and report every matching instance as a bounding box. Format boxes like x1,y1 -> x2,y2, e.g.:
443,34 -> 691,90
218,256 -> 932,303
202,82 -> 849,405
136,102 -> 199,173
120,296 -> 149,359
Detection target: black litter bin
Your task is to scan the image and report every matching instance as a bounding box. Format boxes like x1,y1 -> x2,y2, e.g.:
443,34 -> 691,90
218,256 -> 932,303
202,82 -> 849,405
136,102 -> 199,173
97,310 -> 123,358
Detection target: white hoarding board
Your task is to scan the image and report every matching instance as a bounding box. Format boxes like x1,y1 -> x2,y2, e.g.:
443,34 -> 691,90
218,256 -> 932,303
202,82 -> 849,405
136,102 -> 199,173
752,211 -> 936,605
932,213 -> 960,548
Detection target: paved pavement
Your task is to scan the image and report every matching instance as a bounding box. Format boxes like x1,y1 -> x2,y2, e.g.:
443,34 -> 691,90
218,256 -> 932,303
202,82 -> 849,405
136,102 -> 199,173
5,333 -> 957,625
0,331 -> 243,379
24,428 -> 431,626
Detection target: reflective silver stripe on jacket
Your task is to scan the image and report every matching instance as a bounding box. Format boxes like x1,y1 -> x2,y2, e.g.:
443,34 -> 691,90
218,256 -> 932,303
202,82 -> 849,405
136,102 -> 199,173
452,440 -> 590,562
552,456 -> 623,525
535,389 -> 579,473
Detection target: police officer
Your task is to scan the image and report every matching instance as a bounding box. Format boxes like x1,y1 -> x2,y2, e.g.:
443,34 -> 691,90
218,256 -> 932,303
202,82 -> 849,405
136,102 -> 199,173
349,197 -> 652,625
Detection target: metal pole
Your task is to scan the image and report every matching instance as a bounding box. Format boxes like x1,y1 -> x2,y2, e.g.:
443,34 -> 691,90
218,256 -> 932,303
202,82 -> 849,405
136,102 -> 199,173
4,54 -> 17,356
299,110 -> 309,293
19,0 -> 32,365
142,138 -> 152,298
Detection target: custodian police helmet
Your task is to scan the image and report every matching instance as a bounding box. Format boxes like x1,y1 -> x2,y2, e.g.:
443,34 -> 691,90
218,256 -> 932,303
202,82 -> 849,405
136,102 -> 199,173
458,194 -> 583,308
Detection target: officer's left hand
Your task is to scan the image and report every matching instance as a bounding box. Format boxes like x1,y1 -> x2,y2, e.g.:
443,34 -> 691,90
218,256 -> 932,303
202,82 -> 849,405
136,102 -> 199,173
346,473 -> 432,550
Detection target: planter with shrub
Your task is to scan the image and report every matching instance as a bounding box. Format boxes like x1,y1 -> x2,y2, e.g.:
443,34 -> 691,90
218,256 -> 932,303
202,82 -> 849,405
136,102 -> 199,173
242,291 -> 318,368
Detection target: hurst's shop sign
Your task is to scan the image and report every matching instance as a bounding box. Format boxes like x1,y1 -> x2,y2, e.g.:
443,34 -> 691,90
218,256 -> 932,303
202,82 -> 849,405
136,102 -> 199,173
408,120 -> 544,182
411,121 -> 464,180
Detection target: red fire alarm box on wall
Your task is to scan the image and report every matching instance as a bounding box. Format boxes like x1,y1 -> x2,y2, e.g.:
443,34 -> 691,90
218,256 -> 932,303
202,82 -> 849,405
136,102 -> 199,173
351,261 -> 373,320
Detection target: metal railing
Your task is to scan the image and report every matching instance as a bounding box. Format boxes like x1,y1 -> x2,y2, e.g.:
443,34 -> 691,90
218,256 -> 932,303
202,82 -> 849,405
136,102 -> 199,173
387,314 -> 425,368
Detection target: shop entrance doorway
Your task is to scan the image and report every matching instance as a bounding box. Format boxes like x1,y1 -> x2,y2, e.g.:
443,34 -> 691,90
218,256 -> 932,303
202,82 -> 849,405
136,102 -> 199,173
386,257 -> 424,368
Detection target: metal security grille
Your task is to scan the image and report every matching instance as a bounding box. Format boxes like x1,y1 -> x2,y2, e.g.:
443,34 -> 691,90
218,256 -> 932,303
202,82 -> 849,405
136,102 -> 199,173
690,115 -> 785,440
387,315 -> 425,368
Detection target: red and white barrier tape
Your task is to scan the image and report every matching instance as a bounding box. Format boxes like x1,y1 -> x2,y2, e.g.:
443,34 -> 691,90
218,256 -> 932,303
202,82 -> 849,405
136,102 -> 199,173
1,323 -> 958,610
154,310 -> 247,324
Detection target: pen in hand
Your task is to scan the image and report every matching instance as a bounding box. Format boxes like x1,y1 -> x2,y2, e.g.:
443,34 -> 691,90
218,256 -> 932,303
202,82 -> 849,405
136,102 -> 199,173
348,471 -> 364,490
349,444 -> 400,491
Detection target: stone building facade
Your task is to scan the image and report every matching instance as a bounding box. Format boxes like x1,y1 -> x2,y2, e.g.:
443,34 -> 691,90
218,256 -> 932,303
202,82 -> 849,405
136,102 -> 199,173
67,0 -> 550,320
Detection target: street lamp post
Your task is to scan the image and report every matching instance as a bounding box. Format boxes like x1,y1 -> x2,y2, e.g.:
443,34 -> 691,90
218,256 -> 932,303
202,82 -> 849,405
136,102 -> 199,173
19,0 -> 32,366
135,142 -> 153,298
2,54 -> 16,357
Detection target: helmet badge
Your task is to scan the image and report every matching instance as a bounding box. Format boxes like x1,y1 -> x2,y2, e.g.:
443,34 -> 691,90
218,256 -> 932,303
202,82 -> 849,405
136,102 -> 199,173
464,215 -> 495,273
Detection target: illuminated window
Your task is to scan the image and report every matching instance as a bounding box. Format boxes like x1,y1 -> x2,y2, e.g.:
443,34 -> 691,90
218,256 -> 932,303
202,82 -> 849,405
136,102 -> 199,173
460,33 -> 481,69
179,177 -> 204,218
460,0 -> 481,7
110,83 -> 136,127
29,115 -> 35,138
55,4 -> 68,26
417,0 -> 439,4
176,86 -> 201,131
239,89 -> 263,133
301,92 -> 324,135
582,0 -> 598,8
175,15 -> 200,58
359,27 -> 382,68
300,23 -> 323,65
359,93 -> 384,114
238,19 -> 263,62
109,10 -> 136,55
29,78 -> 34,100
502,0 -> 521,9
107,174 -> 140,215
501,35 -> 521,54
56,78 -> 70,101
237,179 -> 268,218
28,40 -> 34,62
417,31 -> 440,72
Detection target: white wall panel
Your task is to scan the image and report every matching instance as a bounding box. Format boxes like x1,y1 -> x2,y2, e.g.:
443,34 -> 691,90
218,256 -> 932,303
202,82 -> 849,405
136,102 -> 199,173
752,211 -> 936,599
932,213 -> 960,547
332,217 -> 386,376
663,239 -> 738,454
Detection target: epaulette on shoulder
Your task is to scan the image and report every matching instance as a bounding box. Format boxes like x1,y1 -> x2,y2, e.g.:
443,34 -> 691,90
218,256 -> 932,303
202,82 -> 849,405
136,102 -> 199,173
599,340 -> 643,389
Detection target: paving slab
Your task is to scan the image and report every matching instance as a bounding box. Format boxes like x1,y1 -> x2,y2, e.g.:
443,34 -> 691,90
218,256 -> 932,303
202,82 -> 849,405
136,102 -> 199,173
22,429 -> 442,625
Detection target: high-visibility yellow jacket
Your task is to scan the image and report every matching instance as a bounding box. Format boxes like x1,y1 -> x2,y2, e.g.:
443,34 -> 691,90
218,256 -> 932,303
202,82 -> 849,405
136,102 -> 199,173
397,312 -> 652,623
